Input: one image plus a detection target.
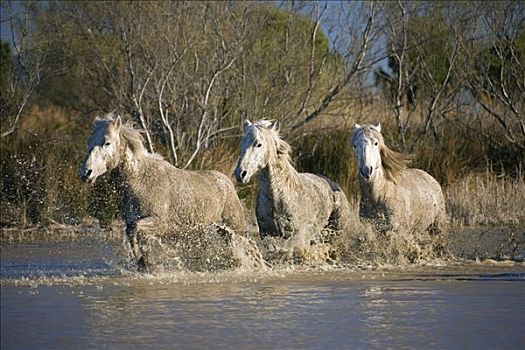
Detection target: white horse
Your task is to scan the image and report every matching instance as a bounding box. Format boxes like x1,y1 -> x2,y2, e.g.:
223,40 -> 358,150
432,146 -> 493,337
234,119 -> 350,240
350,123 -> 447,233
79,113 -> 246,268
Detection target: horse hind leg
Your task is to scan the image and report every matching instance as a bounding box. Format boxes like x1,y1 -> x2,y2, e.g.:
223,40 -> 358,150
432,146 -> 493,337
222,205 -> 246,233
221,192 -> 247,234
426,208 -> 449,256
429,205 -> 449,235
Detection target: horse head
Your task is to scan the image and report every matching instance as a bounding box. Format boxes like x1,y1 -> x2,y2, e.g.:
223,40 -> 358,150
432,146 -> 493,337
351,123 -> 383,181
79,113 -> 123,183
234,119 -> 279,184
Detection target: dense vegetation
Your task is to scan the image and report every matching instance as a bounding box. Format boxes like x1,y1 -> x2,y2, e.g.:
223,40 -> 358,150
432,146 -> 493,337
1,1 -> 524,227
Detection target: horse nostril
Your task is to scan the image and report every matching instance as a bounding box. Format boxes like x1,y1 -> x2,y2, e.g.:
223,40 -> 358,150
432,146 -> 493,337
241,170 -> 247,179
81,169 -> 92,181
369,166 -> 374,175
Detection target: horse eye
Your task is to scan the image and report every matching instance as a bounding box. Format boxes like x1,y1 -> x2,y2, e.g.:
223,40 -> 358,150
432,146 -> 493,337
104,142 -> 111,146
374,141 -> 378,146
352,144 -> 357,149
256,143 -> 262,148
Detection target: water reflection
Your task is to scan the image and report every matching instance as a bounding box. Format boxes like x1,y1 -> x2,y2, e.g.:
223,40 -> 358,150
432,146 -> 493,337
2,241 -> 525,349
80,280 -> 329,349
0,241 -> 125,280
358,285 -> 443,348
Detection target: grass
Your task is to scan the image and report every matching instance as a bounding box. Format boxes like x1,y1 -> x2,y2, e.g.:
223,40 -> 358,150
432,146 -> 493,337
445,170 -> 525,227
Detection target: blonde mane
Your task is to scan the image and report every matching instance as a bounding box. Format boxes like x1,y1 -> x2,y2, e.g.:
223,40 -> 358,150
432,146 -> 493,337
254,122 -> 294,165
94,115 -> 162,161
252,121 -> 299,188
120,122 -> 150,158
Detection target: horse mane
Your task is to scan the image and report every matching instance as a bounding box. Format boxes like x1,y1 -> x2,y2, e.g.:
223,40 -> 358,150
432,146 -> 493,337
120,122 -> 147,156
354,125 -> 412,182
95,114 -> 163,161
252,120 -> 299,187
380,141 -> 412,182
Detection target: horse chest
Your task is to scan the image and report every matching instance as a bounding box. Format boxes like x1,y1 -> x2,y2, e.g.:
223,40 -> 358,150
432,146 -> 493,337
256,189 -> 296,237
358,186 -> 390,229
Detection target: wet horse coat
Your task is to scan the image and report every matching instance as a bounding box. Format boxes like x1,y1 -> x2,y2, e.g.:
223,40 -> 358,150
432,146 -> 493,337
350,123 -> 447,233
235,120 -> 351,239
79,113 -> 246,265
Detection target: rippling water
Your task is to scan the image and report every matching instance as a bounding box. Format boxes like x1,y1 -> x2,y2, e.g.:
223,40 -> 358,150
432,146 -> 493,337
1,238 -> 524,349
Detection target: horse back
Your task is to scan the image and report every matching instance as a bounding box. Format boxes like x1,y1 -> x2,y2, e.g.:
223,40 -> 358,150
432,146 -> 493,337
300,173 -> 349,224
300,173 -> 345,199
191,170 -> 246,232
136,160 -> 244,231
302,173 -> 351,230
400,169 -> 444,199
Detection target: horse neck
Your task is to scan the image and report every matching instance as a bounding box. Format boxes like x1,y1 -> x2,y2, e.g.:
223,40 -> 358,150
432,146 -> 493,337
112,139 -> 145,185
258,154 -> 300,201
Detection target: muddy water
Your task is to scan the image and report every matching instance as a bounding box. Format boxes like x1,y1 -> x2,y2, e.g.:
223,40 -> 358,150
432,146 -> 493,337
1,235 -> 524,349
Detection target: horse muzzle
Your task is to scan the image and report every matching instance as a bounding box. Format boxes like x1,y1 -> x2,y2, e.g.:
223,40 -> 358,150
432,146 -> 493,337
234,167 -> 250,184
79,168 -> 94,183
360,166 -> 374,181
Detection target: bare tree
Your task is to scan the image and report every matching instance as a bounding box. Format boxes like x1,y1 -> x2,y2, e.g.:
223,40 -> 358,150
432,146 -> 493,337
375,1 -> 479,151
467,2 -> 525,148
291,1 -> 381,132
0,1 -> 66,138
375,1 -> 418,149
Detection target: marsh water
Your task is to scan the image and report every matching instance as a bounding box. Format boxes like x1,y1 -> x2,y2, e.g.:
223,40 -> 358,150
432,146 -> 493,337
1,232 -> 524,349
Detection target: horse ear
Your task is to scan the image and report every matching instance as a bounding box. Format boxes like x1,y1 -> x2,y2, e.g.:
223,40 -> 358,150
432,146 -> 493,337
375,123 -> 381,133
271,120 -> 280,132
243,119 -> 252,130
113,114 -> 122,130
92,115 -> 105,129
353,123 -> 362,130
106,111 -> 117,120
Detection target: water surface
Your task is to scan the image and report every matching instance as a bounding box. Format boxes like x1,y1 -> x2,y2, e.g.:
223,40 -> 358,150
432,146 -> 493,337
1,238 -> 524,349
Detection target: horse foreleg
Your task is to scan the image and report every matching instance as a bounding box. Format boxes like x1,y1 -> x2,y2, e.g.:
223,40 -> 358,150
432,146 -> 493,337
125,222 -> 146,272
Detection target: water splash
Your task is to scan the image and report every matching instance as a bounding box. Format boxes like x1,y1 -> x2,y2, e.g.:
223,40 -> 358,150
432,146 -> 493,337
132,218 -> 451,274
137,225 -> 267,273
2,220 -> 522,287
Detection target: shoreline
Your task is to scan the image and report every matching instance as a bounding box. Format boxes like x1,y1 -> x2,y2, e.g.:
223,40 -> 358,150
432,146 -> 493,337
1,223 -> 523,262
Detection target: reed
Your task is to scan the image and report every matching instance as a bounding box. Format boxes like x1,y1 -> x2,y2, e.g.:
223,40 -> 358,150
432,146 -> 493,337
445,170 -> 525,227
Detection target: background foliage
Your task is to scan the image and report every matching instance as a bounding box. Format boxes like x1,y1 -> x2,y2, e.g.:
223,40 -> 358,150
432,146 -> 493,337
1,1 -> 524,226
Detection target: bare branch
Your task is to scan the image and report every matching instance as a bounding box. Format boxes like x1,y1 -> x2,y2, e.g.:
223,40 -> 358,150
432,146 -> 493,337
292,1 -> 377,131
295,2 -> 328,118
183,57 -> 237,169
